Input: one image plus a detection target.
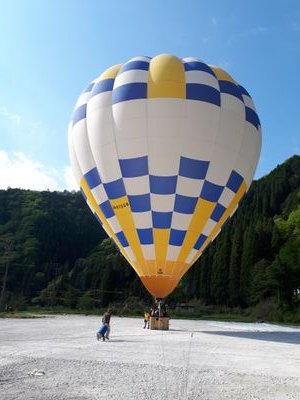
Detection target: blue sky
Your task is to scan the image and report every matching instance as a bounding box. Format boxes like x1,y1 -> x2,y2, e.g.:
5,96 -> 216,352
0,0 -> 299,190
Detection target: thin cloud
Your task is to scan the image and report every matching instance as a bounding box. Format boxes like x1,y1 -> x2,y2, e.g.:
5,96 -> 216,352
227,26 -> 268,45
217,59 -> 230,69
292,21 -> 300,31
201,37 -> 210,45
0,106 -> 21,124
64,165 -> 78,191
0,151 -> 60,191
210,17 -> 218,27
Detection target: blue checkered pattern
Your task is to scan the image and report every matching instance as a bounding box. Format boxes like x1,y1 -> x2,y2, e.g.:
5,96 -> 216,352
191,169 -> 245,252
71,56 -> 260,134
169,229 -> 186,246
71,81 -> 95,127
82,150 -> 246,263
219,81 -> 243,102
71,54 -> 259,272
239,84 -> 261,130
174,194 -> 198,214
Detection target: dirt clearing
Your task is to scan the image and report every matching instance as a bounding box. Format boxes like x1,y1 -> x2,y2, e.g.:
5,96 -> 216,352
0,315 -> 299,399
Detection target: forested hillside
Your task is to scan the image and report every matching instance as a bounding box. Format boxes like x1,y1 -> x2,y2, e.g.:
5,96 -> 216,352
0,155 -> 299,322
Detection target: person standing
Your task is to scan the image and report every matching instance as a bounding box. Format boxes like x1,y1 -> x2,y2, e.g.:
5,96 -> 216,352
102,308 -> 112,340
143,310 -> 150,329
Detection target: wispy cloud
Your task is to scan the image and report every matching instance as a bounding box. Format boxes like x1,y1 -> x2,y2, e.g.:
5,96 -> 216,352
201,37 -> 210,45
292,20 -> 300,31
63,165 -> 78,191
0,151 -> 76,191
216,59 -> 230,69
0,106 -> 21,124
227,26 -> 268,46
210,17 -> 218,27
0,104 -> 43,140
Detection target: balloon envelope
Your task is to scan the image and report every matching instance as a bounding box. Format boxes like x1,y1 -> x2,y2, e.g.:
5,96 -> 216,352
68,54 -> 261,298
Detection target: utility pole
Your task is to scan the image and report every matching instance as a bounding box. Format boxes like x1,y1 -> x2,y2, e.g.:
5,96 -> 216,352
0,239 -> 14,312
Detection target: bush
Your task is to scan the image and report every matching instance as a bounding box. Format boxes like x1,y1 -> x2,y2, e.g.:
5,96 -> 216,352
78,292 -> 95,311
250,297 -> 283,322
120,296 -> 144,315
64,287 -> 81,309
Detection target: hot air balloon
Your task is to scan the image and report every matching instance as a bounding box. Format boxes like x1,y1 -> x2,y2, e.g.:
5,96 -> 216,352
68,54 -> 261,300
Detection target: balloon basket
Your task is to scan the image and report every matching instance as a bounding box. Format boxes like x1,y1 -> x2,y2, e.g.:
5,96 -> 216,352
150,316 -> 169,330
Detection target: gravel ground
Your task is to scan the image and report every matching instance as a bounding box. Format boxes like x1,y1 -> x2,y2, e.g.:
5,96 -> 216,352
0,315 -> 299,400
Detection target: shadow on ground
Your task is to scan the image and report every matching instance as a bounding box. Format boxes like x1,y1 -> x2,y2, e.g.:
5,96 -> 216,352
201,330 -> 300,344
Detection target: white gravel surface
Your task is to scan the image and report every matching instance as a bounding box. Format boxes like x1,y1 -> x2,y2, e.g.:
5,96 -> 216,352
0,315 -> 299,400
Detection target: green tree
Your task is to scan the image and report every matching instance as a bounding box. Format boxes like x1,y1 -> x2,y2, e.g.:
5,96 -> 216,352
228,223 -> 243,306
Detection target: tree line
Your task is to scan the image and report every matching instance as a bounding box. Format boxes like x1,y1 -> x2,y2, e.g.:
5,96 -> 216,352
0,155 -> 299,322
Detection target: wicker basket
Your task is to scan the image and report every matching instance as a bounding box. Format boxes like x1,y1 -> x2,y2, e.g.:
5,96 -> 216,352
150,316 -> 169,330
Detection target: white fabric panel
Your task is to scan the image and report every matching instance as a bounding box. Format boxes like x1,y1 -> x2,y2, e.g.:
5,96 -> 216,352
68,124 -> 82,185
116,138 -> 148,159
88,91 -> 112,112
176,176 -> 204,197
150,194 -> 175,212
114,70 -> 148,88
123,176 -> 149,195
166,245 -> 181,261
202,219 -> 217,237
74,91 -> 91,109
179,136 -> 214,162
220,93 -> 245,114
95,142 -> 121,183
185,248 -> 198,264
185,101 -> 219,142
147,100 -> 185,162
240,125 -> 260,166
218,187 -> 235,207
148,137 -> 181,175
91,184 -> 107,205
252,127 -> 262,167
86,96 -> 117,183
141,244 -> 155,259
206,144 -> 238,186
72,120 -> 96,175
214,109 -> 244,154
123,247 -> 136,262
148,98 -> 185,119
147,115 -> 184,139
242,95 -> 256,110
113,101 -> 147,156
171,212 -> 193,231
113,100 -> 147,128
234,153 -> 252,189
114,115 -> 148,141
106,215 -> 122,234
185,70 -> 219,90
87,107 -> 114,148
245,125 -> 262,166
131,211 -> 152,229
233,122 -> 261,189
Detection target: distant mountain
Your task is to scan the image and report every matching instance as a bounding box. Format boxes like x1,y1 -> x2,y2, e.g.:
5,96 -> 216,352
0,155 -> 299,321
